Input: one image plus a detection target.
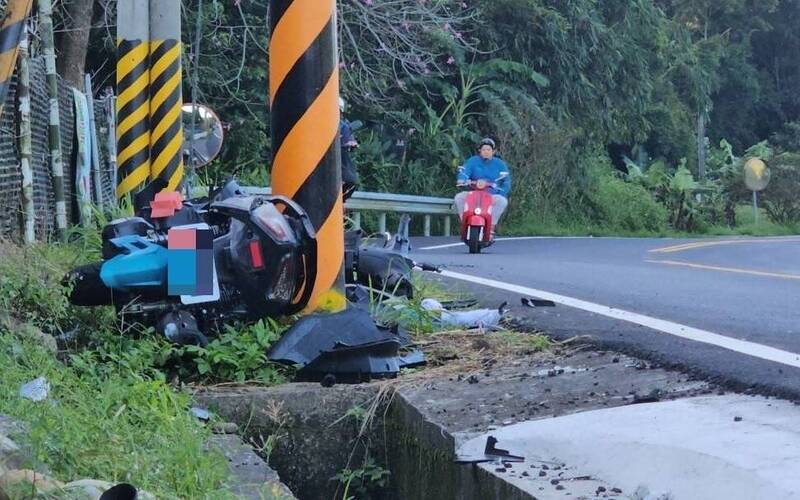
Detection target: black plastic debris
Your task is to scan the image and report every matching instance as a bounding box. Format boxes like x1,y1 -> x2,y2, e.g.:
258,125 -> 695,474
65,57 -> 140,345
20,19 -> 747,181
99,483 -> 138,500
455,436 -> 525,464
398,349 -> 426,369
268,308 -> 402,383
521,297 -> 556,308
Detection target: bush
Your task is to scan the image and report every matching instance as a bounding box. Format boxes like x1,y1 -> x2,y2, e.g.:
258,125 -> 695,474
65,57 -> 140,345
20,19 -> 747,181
587,169 -> 668,233
762,153 -> 800,224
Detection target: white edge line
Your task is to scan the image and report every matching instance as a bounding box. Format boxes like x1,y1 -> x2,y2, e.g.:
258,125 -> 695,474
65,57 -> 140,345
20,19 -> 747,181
418,236 -> 590,251
440,269 -> 800,369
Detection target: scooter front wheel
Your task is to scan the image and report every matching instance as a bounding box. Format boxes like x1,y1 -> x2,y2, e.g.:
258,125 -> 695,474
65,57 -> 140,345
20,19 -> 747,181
467,226 -> 482,254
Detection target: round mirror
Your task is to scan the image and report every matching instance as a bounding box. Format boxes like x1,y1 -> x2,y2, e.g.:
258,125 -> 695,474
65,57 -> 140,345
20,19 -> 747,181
182,104 -> 224,168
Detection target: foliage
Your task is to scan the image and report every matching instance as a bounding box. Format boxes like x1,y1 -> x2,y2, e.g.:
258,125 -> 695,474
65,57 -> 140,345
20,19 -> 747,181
762,153 -> 800,223
588,166 -> 668,233
0,237 -> 302,497
61,0 -> 800,234
0,331 -> 233,498
184,320 -> 290,384
335,457 -> 390,500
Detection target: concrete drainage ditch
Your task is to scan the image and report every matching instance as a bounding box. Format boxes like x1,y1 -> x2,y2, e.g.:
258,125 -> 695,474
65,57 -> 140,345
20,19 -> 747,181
195,350 -> 714,500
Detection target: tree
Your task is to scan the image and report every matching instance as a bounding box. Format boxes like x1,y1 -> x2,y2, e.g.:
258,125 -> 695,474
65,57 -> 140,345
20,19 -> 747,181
56,0 -> 104,87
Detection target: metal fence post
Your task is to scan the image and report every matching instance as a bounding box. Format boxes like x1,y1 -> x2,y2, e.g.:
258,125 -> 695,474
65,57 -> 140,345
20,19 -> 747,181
18,24 -> 34,243
443,215 -> 451,237
423,214 -> 431,237
84,74 -> 103,209
352,211 -> 361,230
378,213 -> 386,234
39,0 -> 67,241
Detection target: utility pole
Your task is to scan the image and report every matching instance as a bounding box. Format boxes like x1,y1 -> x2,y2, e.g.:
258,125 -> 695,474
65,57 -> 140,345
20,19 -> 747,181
269,0 -> 346,312
116,0 -> 151,200
0,0 -> 32,113
148,0 -> 183,192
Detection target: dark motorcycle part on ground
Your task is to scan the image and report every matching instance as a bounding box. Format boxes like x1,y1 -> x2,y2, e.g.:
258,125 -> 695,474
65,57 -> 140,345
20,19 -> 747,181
267,307 -> 424,383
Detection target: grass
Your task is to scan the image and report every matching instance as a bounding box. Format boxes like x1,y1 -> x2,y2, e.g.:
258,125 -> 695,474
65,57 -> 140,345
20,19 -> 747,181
0,333 -> 232,498
0,239 -> 291,498
503,204 -> 800,239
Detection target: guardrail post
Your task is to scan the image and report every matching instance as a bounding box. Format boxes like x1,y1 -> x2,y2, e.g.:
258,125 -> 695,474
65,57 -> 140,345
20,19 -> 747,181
352,211 -> 361,230
423,215 -> 431,237
378,212 -> 386,234
443,215 -> 451,236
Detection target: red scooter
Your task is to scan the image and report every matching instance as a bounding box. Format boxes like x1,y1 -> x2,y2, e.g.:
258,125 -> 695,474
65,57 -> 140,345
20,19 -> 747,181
459,176 -> 505,254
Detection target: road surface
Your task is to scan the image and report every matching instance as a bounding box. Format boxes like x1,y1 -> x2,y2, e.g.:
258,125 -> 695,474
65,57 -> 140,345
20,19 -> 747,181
411,236 -> 800,398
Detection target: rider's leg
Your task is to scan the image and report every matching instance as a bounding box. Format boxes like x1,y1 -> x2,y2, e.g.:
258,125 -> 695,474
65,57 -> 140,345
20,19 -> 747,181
454,192 -> 468,221
491,195 -> 508,228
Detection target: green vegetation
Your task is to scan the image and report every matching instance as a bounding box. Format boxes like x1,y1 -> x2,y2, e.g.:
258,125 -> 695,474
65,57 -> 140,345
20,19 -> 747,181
0,241 -> 291,498
90,0 -> 800,237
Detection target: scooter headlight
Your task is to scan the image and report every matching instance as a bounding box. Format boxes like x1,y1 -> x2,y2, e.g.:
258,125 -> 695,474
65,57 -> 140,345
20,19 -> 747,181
474,208 -> 482,215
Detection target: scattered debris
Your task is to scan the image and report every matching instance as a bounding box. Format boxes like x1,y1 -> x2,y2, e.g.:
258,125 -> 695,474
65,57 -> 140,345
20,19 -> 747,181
632,389 -> 662,404
268,308 -> 403,382
521,297 -> 556,308
19,377 -> 49,402
190,407 -> 212,421
734,416 -> 743,422
421,298 -> 508,329
99,483 -> 141,500
398,350 -> 426,369
455,436 -> 524,464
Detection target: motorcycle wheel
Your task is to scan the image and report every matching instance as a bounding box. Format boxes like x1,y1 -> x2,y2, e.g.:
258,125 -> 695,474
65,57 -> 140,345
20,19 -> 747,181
467,226 -> 482,254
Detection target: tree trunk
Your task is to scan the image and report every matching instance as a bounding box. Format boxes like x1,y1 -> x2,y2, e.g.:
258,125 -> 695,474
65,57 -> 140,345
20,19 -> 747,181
56,0 -> 95,87
696,110 -> 707,180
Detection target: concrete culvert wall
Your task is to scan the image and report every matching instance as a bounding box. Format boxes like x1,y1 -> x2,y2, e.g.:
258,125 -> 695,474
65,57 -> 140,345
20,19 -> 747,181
195,384 -> 385,500
195,383 -> 535,500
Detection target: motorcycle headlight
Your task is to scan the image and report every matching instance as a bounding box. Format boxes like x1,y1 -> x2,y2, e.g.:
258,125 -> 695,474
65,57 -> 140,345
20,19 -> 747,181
474,208 -> 482,215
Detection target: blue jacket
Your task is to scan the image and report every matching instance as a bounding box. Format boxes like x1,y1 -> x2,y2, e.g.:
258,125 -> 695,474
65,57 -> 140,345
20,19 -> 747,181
457,155 -> 512,197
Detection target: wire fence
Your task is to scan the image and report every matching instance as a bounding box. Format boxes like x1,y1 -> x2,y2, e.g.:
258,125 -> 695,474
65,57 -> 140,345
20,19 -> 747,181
0,56 -> 116,241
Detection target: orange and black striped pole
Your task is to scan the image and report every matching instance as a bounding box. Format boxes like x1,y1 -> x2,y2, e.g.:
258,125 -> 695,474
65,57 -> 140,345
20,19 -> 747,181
0,0 -> 32,113
269,0 -> 345,312
148,0 -> 183,192
116,0 -> 151,199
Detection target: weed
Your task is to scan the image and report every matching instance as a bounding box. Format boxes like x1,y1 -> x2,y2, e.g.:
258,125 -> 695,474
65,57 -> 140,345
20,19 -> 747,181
335,457 -> 391,500
184,319 -> 291,384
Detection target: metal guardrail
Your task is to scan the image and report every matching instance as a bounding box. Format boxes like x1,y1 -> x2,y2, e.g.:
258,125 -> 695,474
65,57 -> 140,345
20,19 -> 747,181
244,186 -> 455,236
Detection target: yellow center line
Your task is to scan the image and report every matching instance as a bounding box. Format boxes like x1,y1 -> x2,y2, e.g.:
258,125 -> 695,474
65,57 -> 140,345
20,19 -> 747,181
650,238 -> 800,254
646,259 -> 800,281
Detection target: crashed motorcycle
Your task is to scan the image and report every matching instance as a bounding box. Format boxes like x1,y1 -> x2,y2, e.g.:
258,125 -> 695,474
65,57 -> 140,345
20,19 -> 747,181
65,179 -> 318,346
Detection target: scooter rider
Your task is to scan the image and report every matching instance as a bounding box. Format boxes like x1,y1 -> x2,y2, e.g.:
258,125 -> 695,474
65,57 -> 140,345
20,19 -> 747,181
454,137 -> 512,237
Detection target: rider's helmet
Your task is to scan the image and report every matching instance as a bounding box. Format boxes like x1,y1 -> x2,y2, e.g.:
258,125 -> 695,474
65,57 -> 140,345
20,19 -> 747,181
478,137 -> 496,150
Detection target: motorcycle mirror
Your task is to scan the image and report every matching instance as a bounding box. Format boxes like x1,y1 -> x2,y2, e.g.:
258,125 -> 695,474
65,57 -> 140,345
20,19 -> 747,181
182,104 -> 225,168
349,120 -> 364,131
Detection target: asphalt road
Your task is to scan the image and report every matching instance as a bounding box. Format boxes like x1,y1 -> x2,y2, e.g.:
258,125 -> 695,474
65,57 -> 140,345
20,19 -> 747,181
411,236 -> 800,399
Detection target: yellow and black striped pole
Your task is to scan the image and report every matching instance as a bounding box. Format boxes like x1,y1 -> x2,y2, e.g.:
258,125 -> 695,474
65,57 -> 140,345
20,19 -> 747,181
269,0 -> 346,312
116,0 -> 151,200
148,0 -> 183,192
0,0 -> 32,114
